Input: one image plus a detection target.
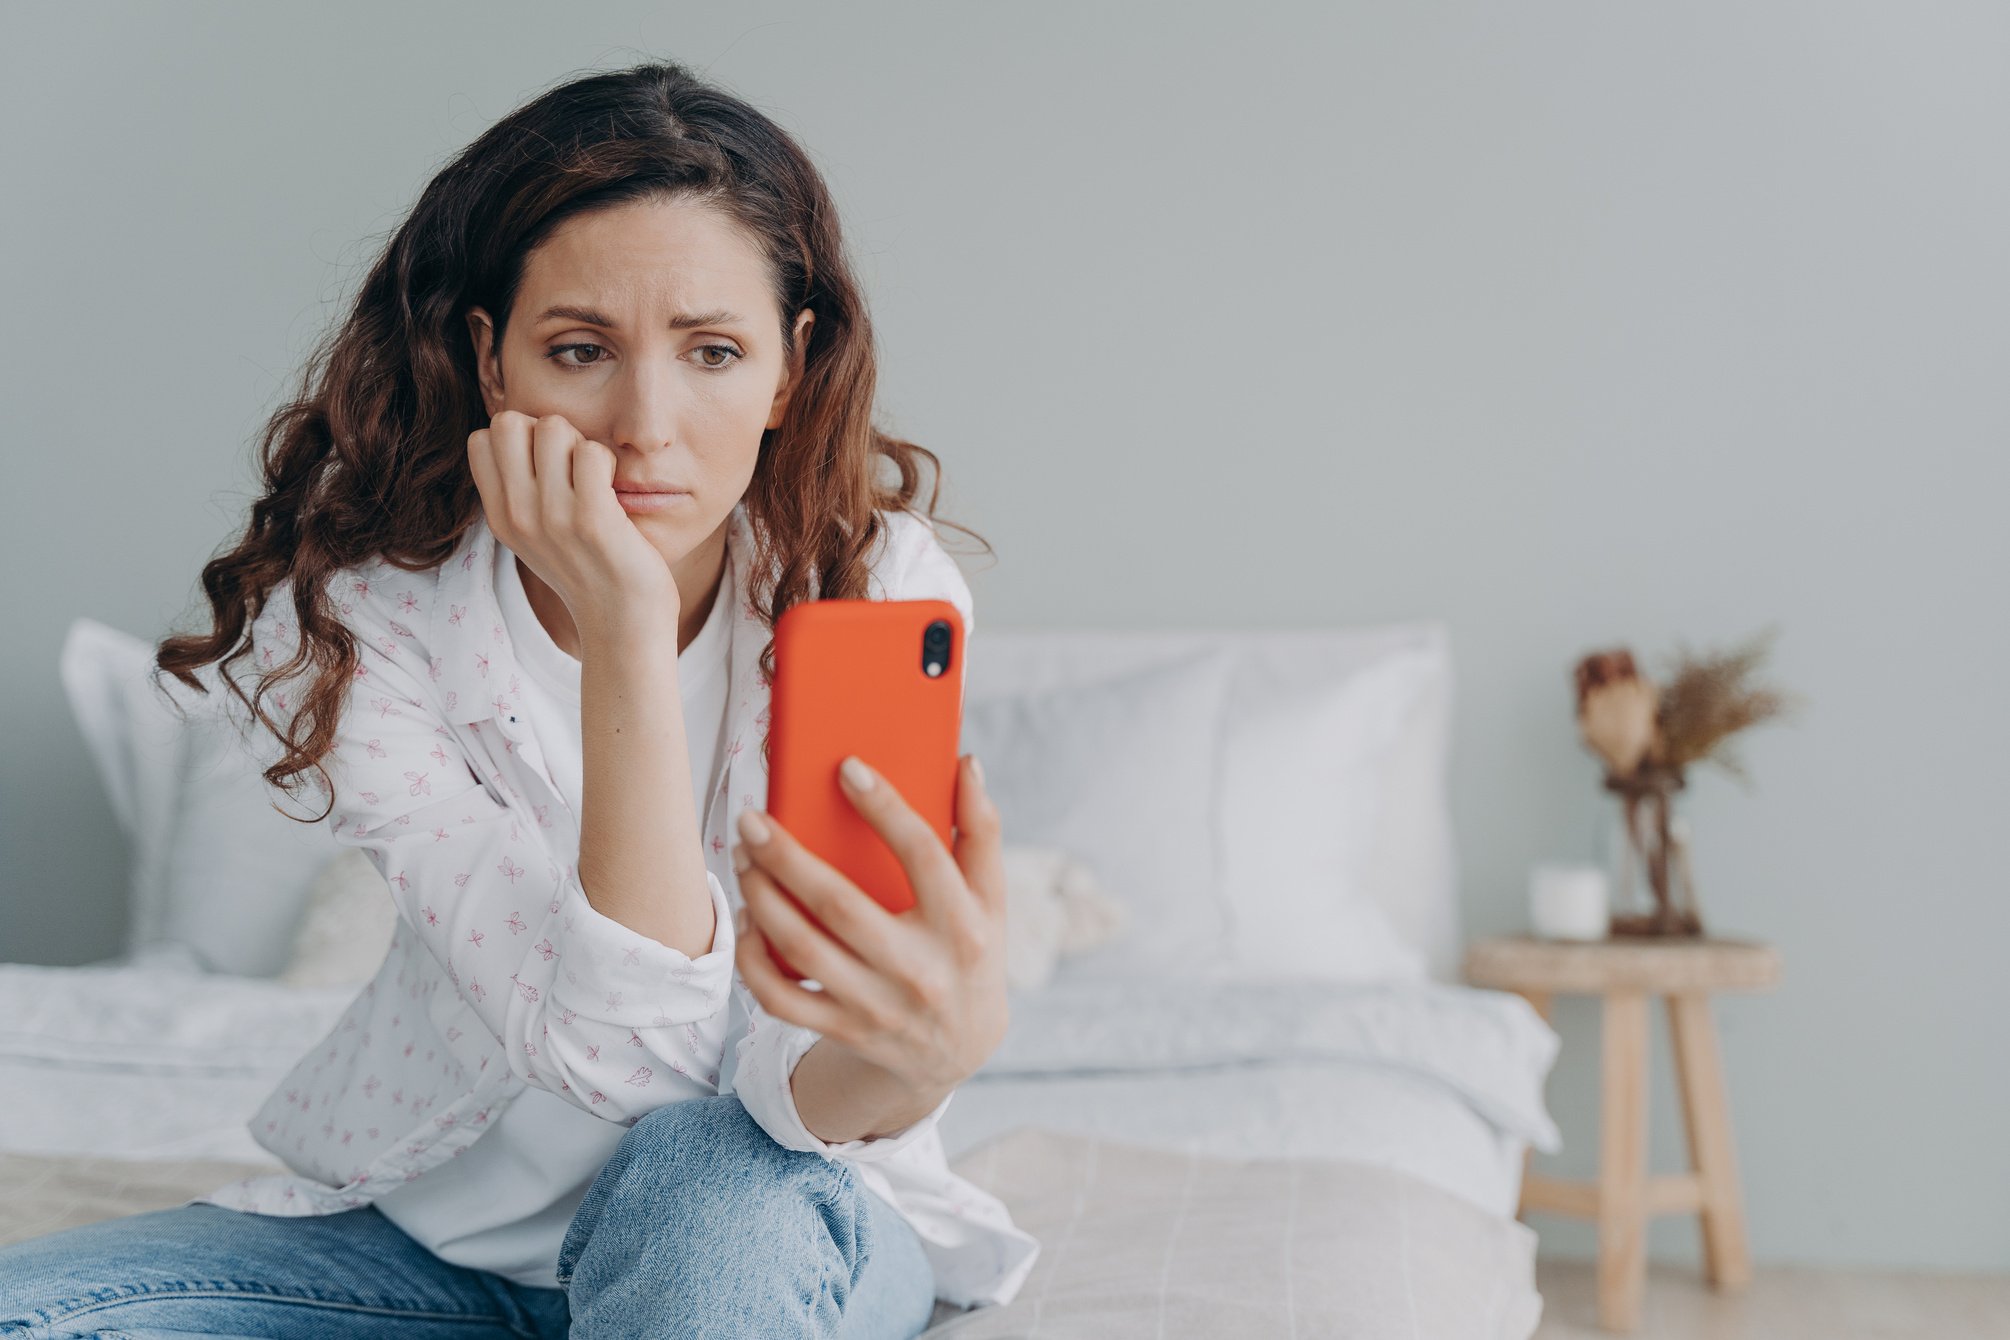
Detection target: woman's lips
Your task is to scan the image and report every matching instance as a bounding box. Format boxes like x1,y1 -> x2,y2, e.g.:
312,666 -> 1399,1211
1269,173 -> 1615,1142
615,488 -> 690,513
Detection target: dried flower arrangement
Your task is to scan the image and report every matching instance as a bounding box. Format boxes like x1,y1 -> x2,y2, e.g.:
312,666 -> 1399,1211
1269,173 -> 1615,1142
1572,625 -> 1800,936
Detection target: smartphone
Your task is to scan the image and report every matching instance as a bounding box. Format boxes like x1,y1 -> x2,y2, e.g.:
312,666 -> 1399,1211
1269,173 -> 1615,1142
762,598 -> 966,982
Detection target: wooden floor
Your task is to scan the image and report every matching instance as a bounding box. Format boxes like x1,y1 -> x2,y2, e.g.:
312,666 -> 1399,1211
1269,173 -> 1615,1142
1531,1258 -> 2010,1339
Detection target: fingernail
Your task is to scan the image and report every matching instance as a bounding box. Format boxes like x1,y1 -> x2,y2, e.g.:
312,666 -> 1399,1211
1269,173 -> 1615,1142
737,809 -> 772,844
969,753 -> 986,787
731,840 -> 752,873
840,756 -> 876,791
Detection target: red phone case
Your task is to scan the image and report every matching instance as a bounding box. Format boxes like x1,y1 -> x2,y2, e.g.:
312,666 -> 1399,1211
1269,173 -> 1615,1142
761,597 -> 966,982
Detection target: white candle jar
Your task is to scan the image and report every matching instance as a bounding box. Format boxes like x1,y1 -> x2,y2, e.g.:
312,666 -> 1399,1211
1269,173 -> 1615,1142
1529,862 -> 1610,941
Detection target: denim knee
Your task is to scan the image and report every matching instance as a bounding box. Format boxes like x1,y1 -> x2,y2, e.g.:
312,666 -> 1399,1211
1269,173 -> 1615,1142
626,1092 -> 773,1161
619,1094 -> 857,1205
557,1093 -> 866,1296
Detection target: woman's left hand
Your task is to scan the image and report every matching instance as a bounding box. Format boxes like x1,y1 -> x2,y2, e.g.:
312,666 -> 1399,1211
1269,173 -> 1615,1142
731,753 -> 1010,1094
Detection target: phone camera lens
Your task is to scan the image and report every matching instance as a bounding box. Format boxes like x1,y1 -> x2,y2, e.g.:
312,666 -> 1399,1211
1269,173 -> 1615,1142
921,619 -> 954,676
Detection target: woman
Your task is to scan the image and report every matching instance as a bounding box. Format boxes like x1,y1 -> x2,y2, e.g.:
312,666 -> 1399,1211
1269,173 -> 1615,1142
1,60 -> 1037,1338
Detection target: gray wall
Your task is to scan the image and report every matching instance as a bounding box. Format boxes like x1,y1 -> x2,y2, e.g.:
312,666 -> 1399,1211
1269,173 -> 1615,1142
3,3 -> 2003,1273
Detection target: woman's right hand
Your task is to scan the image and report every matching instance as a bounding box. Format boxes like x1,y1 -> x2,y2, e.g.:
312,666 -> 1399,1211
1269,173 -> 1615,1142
466,411 -> 678,640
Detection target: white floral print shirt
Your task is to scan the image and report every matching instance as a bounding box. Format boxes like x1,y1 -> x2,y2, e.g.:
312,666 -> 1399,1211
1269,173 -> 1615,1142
199,501 -> 1040,1311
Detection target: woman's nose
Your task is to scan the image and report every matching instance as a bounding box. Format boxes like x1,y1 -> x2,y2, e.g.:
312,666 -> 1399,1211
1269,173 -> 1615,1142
606,357 -> 683,454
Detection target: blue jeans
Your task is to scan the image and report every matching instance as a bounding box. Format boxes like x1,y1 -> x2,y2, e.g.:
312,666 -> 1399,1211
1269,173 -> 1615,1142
0,1094 -> 938,1339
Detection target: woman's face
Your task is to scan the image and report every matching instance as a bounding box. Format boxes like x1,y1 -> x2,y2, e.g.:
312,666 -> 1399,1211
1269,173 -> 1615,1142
467,196 -> 813,581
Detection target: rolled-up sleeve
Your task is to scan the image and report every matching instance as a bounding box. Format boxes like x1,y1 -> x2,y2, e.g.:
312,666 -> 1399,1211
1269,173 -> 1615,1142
238,570 -> 736,1125
727,1000 -> 956,1163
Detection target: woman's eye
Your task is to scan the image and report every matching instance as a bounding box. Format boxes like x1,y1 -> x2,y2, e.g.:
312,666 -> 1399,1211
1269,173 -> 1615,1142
543,342 -> 744,373
545,343 -> 608,370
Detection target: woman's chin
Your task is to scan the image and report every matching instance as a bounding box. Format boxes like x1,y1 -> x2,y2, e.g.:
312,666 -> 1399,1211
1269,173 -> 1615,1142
629,513 -> 699,565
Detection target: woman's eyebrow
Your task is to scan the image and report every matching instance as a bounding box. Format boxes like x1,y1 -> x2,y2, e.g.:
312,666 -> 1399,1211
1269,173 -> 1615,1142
535,304 -> 742,330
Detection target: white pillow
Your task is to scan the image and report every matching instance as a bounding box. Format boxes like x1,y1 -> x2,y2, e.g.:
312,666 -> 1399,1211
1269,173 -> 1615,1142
278,849 -> 400,987
1202,645 -> 1434,983
60,617 -> 332,976
60,619 -> 188,951
1356,643 -> 1461,981
961,652 -> 1235,981
961,625 -> 1454,986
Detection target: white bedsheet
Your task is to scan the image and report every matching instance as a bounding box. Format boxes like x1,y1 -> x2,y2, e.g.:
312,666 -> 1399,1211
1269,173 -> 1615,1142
0,961 -> 352,1162
944,976 -> 1558,1219
0,960 -> 1558,1220
946,1061 -> 1532,1221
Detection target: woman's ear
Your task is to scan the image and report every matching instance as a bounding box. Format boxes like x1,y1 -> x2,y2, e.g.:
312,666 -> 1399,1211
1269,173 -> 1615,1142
467,306 -> 504,415
766,307 -> 815,430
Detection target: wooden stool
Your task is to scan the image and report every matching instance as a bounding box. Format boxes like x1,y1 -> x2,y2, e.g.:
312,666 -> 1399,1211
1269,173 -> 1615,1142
1463,935 -> 1782,1333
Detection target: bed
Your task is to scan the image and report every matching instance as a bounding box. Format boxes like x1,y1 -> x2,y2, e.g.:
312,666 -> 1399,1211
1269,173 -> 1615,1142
8,615 -> 1562,1337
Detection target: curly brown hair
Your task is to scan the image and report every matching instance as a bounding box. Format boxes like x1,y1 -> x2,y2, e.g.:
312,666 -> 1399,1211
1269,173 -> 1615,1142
156,59 -> 987,823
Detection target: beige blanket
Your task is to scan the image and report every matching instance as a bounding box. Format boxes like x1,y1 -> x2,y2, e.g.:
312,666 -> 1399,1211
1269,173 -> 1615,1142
3,1128 -> 1541,1339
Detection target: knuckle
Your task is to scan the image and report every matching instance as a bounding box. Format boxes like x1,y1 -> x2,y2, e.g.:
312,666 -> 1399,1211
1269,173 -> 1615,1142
858,996 -> 898,1035
906,969 -> 949,1013
884,816 -> 931,863
965,799 -> 1003,840
766,900 -> 817,958
810,899 -> 857,948
769,833 -> 824,887
896,807 -> 932,847
923,844 -> 963,890
945,915 -> 989,963
765,902 -> 810,958
754,841 -> 799,890
744,870 -> 782,919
